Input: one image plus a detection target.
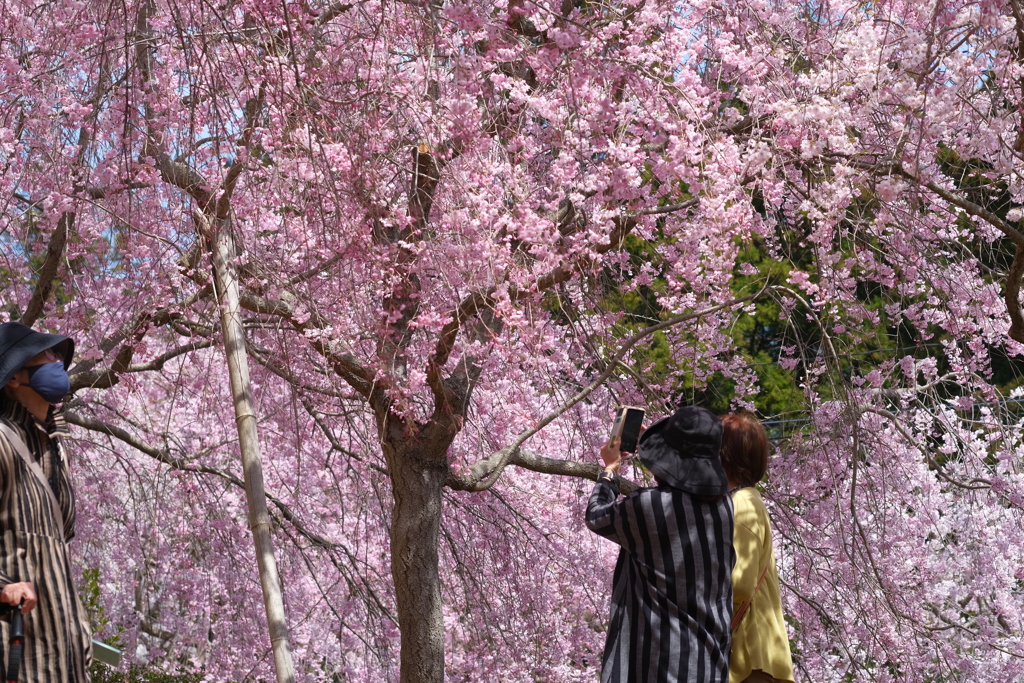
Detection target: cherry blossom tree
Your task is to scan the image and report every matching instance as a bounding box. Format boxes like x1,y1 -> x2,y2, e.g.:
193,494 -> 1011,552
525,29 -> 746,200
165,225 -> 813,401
2,0 -> 1023,681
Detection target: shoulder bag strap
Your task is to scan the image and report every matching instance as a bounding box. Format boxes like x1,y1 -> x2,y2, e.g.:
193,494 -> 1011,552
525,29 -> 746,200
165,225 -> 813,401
0,421 -> 64,530
731,560 -> 771,633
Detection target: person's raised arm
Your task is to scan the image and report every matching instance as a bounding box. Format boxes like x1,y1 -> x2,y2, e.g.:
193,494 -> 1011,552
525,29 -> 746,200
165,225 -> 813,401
585,437 -> 630,544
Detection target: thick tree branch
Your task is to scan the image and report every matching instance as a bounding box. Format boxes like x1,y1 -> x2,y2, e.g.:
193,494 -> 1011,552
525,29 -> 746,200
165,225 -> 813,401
231,290 -> 378,396
126,340 -> 215,372
429,211 -> 653,376
20,56 -> 129,325
315,2 -> 356,26
373,145 -> 440,386
185,221 -> 376,399
507,449 -> 639,495
68,305 -> 206,390
882,160 -> 1024,338
135,0 -> 214,209
217,83 -> 266,218
22,212 -> 73,326
909,174 -> 1024,247
245,340 -> 364,400
1012,0 -> 1024,153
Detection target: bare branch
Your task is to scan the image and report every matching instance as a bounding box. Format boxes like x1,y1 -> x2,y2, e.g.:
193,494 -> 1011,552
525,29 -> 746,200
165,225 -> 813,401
68,307 -> 207,390
845,157 -> 1024,247
232,291 -> 377,396
284,253 -> 346,287
247,342 -> 364,400
860,407 -> 992,490
636,198 -> 698,216
65,410 -> 357,554
447,287 -> 768,491
909,173 -> 1024,247
126,340 -> 216,373
1006,245 -> 1024,343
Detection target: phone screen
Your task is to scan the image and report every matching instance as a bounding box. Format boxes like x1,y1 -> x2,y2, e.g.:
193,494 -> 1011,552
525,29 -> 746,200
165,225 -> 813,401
619,408 -> 645,453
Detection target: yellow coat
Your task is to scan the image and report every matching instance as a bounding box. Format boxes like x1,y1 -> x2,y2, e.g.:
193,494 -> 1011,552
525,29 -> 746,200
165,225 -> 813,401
730,488 -> 795,683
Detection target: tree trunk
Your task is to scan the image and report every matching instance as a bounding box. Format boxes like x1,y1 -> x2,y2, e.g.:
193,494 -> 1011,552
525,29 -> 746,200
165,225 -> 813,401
211,217 -> 297,683
385,438 -> 447,683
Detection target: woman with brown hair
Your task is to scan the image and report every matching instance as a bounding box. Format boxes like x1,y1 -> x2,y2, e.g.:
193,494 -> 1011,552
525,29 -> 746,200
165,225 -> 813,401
719,413 -> 795,683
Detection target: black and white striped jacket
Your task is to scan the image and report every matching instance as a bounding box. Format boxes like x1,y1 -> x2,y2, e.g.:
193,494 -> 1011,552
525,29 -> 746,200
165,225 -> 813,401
586,477 -> 734,683
0,398 -> 92,682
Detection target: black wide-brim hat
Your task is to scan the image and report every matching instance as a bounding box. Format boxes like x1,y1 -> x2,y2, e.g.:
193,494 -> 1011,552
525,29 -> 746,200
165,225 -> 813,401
637,405 -> 728,496
0,322 -> 74,388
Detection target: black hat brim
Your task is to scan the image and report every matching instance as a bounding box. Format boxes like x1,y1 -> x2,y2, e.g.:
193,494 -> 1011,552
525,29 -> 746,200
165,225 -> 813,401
638,419 -> 729,496
0,325 -> 74,388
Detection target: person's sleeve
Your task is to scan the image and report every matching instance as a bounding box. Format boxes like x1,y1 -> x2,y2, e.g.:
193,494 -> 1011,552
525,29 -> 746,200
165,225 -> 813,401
732,496 -> 764,605
45,408 -> 76,542
585,477 -> 631,547
0,430 -> 19,587
53,456 -> 76,542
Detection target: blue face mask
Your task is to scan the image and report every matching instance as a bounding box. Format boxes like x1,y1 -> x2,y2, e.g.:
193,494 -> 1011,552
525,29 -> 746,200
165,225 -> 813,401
26,362 -> 70,404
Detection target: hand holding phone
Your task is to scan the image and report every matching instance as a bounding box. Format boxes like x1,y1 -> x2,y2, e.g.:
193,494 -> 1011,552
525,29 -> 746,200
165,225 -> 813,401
609,406 -> 645,453
600,437 -> 623,470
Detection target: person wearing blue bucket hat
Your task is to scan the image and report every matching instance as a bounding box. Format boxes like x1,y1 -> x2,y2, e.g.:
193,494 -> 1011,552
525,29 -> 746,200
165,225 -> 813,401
585,405 -> 735,683
0,322 -> 92,681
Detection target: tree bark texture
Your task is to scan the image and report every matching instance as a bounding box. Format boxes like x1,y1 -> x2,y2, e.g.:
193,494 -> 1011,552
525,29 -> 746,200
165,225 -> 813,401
381,421 -> 448,683
211,217 -> 297,683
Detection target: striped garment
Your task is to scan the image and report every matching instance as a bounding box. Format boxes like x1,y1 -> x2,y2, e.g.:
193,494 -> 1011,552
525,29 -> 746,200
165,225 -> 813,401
586,478 -> 734,683
0,397 -> 92,682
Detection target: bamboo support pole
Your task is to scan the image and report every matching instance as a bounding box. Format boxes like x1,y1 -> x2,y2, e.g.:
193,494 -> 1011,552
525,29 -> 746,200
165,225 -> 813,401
211,218 -> 296,683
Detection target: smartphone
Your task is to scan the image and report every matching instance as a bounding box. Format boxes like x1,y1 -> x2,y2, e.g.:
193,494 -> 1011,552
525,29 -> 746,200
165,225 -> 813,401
609,406 -> 645,453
